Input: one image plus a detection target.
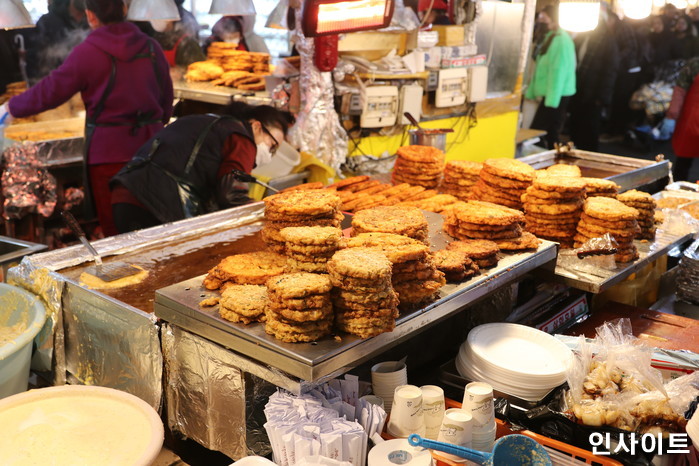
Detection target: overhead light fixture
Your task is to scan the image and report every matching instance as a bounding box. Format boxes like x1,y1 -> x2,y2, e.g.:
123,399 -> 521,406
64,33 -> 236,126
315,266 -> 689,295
209,0 -> 257,16
621,0 -> 652,19
653,0 -> 666,7
559,0 -> 600,33
127,0 -> 181,21
265,0 -> 289,29
0,0 -> 34,29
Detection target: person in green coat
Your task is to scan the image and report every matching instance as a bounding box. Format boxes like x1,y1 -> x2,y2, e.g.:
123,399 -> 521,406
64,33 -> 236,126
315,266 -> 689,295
526,5 -> 577,149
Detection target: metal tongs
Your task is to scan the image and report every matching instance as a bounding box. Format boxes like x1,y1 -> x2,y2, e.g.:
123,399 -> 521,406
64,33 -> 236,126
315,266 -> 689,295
230,169 -> 279,193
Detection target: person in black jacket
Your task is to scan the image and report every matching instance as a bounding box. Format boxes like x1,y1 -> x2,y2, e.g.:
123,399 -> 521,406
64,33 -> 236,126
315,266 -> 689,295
110,102 -> 294,233
568,5 -> 620,152
23,0 -> 89,84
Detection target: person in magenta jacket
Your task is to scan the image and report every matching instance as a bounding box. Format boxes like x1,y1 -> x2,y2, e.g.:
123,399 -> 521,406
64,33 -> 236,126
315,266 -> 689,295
1,0 -> 173,237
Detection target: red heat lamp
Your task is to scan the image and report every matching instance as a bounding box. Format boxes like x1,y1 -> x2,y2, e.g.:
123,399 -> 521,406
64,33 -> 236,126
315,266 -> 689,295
302,0 -> 395,71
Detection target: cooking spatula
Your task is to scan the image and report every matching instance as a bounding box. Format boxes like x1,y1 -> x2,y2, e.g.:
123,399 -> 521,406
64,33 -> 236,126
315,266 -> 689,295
61,211 -> 142,282
230,169 -> 280,193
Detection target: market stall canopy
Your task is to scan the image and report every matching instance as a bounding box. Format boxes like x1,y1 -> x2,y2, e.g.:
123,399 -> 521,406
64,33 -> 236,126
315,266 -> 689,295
0,0 -> 33,30
127,0 -> 181,21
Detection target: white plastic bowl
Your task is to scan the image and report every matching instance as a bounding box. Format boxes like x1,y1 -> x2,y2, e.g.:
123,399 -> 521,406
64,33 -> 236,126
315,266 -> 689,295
251,141 -> 301,179
0,385 -> 164,465
0,283 -> 47,399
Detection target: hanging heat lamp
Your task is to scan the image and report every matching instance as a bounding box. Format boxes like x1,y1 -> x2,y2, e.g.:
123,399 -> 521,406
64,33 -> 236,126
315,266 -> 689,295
621,0 -> 652,19
210,0 -> 257,15
302,0 -> 395,71
0,0 -> 34,29
127,0 -> 181,21
559,0 -> 601,33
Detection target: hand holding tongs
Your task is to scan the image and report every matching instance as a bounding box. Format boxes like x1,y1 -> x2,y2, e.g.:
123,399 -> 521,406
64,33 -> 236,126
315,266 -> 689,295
230,169 -> 279,193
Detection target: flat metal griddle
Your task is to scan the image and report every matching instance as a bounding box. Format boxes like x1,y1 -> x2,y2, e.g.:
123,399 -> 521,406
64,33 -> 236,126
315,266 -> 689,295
154,213 -> 558,382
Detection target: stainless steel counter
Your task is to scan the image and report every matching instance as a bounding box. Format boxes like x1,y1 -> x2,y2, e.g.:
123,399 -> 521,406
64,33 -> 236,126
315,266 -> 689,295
174,81 -> 272,106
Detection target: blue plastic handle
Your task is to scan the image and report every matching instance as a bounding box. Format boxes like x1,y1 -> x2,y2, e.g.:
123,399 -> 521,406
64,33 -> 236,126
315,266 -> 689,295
408,434 -> 491,464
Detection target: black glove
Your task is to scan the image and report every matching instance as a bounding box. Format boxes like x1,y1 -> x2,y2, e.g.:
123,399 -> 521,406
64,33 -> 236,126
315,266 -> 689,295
216,172 -> 253,208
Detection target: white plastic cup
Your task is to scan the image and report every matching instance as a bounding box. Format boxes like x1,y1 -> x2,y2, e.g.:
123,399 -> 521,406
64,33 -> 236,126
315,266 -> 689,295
371,361 -> 408,413
462,382 -> 494,429
386,385 -> 425,438
436,408 -> 473,463
420,385 -> 445,440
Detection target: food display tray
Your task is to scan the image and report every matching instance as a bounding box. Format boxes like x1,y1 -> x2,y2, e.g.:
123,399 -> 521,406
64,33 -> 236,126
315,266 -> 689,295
173,80 -> 271,106
154,214 -> 558,383
542,230 -> 693,294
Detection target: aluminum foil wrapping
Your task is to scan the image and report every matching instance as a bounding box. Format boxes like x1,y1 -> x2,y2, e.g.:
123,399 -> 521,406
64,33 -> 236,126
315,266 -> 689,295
2,142 -> 58,220
62,282 -> 162,409
288,10 -> 348,173
163,324 -> 285,459
7,259 -> 66,383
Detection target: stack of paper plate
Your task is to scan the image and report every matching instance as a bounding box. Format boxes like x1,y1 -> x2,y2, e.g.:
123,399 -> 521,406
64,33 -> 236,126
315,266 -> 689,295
456,323 -> 572,401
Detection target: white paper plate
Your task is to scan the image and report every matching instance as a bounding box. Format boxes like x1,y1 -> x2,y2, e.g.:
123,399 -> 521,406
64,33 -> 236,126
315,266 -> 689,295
468,323 -> 571,377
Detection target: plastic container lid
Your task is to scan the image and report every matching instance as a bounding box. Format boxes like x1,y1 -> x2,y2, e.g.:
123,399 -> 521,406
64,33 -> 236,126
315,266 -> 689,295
0,385 -> 164,466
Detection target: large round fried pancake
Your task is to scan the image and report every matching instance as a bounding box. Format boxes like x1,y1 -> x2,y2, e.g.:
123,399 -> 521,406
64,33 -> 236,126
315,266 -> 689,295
394,278 -> 445,303
432,249 -> 474,274
335,316 -> 396,339
396,145 -> 445,164
267,272 -> 332,299
581,177 -> 620,193
279,227 -> 342,246
205,251 -> 287,287
445,160 -> 483,176
483,158 -> 535,182
285,258 -> 328,273
328,247 -> 393,280
473,179 -> 525,201
531,175 -> 587,193
327,175 -> 370,190
525,186 -> 583,200
346,233 -> 429,263
525,201 -> 583,215
479,169 -> 532,189
453,225 -> 523,240
522,193 -> 577,205
352,205 -> 428,236
264,312 -> 332,342
469,188 -> 523,210
537,164 -> 582,177
584,197 -> 639,222
394,159 -> 444,175
285,243 -> 341,256
493,232 -> 541,251
269,293 -> 331,310
219,284 -> 268,318
446,238 -> 499,259
264,190 -> 341,217
453,201 -> 525,226
577,221 -> 638,238
268,304 -> 333,323
617,189 -> 654,205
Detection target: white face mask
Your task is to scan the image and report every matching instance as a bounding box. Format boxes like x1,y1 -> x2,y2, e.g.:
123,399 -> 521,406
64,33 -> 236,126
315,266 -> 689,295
150,20 -> 170,33
224,37 -> 240,45
256,143 -> 273,166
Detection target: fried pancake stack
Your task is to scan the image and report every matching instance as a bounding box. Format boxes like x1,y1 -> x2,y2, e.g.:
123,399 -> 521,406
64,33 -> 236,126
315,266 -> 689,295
219,284 -> 269,324
400,194 -> 460,214
447,239 -> 500,269
392,145 -> 445,189
346,233 -> 445,308
351,206 -> 429,244
617,190 -> 657,240
432,249 -> 479,282
331,177 -> 427,213
575,197 -> 640,263
443,200 -> 538,252
328,248 -> 399,338
470,158 -> 535,210
279,226 -> 345,273
441,160 -> 483,200
535,164 -> 582,178
262,190 -> 343,253
264,273 -> 334,342
581,177 -> 620,198
523,175 -> 587,249
203,251 -> 287,290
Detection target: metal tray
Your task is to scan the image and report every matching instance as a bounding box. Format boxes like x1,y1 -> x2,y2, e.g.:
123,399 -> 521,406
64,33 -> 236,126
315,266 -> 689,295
154,216 -> 558,382
540,230 -> 693,294
519,148 -> 669,192
174,81 -> 271,106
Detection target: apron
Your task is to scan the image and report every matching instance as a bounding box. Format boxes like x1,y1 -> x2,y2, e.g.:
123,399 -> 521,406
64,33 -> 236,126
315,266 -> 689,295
673,72 -> 699,158
163,35 -> 187,68
121,115 -> 235,219
82,40 -> 163,218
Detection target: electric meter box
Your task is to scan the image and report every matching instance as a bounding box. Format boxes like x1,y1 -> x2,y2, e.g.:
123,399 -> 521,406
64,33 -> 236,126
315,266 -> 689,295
435,68 -> 467,108
467,65 -> 488,102
360,86 -> 399,128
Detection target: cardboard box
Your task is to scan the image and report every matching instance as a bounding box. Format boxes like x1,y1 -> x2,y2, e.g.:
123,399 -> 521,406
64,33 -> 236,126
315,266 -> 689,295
432,25 -> 465,46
